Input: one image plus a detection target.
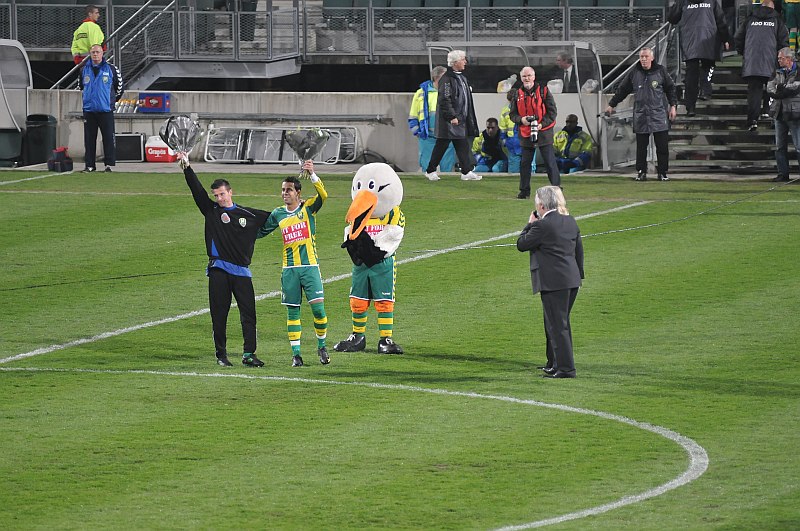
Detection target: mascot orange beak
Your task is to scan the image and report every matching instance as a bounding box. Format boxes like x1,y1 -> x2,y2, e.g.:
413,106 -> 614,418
346,189 -> 377,240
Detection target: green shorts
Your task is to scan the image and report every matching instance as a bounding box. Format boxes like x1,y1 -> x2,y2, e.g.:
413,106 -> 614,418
350,256 -> 395,301
281,266 -> 324,306
786,3 -> 800,29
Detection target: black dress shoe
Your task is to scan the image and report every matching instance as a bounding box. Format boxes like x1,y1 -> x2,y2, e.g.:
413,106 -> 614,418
543,370 -> 576,378
517,191 -> 530,199
541,367 -> 557,376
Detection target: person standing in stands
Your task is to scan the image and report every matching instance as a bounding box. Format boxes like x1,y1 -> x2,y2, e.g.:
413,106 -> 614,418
735,0 -> 789,131
668,0 -> 731,116
424,49 -> 483,182
408,66 -> 455,179
784,0 -> 800,52
79,44 -> 122,173
554,51 -> 579,93
509,66 -> 560,198
71,4 -> 105,65
605,47 -> 677,182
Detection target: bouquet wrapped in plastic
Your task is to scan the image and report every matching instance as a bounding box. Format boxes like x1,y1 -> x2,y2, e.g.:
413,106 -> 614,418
160,114 -> 203,167
285,128 -> 331,178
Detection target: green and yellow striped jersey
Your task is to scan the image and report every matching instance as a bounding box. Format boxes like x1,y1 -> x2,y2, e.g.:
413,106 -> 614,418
258,179 -> 327,267
364,206 -> 405,239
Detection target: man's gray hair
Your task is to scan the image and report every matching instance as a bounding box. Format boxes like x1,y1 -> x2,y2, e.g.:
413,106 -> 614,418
447,50 -> 466,67
431,65 -> 447,81
535,185 -> 568,214
779,47 -> 794,59
557,51 -> 573,65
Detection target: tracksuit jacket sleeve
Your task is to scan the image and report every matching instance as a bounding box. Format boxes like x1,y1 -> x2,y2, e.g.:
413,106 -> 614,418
184,167 -> 215,215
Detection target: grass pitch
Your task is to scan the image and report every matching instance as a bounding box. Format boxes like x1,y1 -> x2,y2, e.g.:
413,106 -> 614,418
1,169 -> 798,529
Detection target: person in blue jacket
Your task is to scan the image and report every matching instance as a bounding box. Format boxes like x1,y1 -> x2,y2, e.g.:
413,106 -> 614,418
78,44 -> 123,172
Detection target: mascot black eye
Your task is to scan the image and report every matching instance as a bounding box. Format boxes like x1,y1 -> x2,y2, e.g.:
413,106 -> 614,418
356,181 -> 362,190
368,180 -> 376,190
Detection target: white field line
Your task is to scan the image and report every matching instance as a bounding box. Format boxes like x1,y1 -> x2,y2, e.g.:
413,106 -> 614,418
0,171 -> 69,185
0,366 -> 709,529
0,201 -> 649,365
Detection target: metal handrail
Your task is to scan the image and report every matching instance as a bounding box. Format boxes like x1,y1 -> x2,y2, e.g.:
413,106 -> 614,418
601,20 -> 671,91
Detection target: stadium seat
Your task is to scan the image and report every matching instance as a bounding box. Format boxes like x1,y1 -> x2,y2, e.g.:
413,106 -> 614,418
353,0 -> 390,6
423,0 -> 459,6
528,0 -> 562,6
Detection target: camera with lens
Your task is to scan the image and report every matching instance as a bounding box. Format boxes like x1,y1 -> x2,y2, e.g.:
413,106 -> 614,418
527,115 -> 538,142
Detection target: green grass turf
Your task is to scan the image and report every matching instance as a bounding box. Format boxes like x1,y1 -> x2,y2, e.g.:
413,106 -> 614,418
1,170 -> 798,529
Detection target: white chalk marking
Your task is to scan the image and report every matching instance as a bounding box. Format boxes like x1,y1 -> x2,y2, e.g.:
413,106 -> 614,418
0,366 -> 709,529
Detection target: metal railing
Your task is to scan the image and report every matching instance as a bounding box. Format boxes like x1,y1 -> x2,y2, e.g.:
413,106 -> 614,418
6,1 -> 665,74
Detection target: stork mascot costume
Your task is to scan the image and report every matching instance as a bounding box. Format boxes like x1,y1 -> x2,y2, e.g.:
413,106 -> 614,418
333,163 -> 405,354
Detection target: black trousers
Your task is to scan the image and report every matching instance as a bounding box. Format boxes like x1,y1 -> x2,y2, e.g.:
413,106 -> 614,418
519,140 -> 560,194
745,76 -> 770,124
83,111 -> 116,169
208,267 -> 257,356
684,58 -> 715,111
636,131 -> 670,174
541,287 -> 579,374
427,137 -> 473,175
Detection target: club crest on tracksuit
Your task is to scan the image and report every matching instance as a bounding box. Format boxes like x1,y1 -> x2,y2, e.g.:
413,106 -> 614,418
221,212 -> 230,223
239,218 -> 247,227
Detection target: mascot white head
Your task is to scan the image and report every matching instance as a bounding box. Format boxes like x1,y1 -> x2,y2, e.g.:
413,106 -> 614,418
346,162 -> 403,240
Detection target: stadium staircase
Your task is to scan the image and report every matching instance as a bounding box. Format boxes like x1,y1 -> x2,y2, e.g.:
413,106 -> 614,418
670,55 -> 777,174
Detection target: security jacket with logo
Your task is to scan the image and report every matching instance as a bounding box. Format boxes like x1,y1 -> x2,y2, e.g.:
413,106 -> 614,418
608,61 -> 677,134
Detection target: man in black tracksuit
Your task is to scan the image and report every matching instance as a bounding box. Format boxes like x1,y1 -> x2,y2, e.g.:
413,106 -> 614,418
735,0 -> 789,131
668,0 -> 731,116
605,48 -> 678,182
183,162 -> 271,368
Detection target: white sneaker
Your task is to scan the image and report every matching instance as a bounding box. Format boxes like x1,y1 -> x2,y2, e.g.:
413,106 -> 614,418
425,171 -> 440,181
461,171 -> 482,181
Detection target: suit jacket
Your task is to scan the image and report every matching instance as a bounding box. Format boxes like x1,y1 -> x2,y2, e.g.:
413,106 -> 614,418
559,67 -> 579,93
516,211 -> 584,293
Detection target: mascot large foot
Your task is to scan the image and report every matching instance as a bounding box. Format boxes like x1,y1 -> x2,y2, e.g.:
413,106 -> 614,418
378,337 -> 404,354
334,333 -> 366,352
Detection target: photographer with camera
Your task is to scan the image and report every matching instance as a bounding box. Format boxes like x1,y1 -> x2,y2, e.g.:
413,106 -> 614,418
509,66 -> 560,199
767,47 -> 800,182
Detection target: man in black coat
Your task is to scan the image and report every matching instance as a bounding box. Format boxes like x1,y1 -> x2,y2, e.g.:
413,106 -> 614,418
517,186 -> 584,378
735,0 -> 789,131
425,49 -> 482,181
668,0 -> 731,116
605,48 -> 678,182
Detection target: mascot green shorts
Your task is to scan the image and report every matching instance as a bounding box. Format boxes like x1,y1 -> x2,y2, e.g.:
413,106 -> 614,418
350,256 -> 396,301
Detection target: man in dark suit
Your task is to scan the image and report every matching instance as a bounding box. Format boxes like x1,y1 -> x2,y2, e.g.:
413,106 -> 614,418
555,51 -> 579,93
516,186 -> 584,378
